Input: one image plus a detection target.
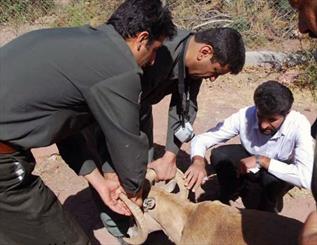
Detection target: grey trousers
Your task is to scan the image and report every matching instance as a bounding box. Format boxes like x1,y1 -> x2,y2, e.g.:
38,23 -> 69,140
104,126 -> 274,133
0,150 -> 90,245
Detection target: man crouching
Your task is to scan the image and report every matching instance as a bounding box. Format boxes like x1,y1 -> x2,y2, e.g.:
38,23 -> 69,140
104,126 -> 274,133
187,80 -> 314,213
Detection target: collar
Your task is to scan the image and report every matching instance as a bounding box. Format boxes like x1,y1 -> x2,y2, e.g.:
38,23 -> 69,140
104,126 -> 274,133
252,110 -> 287,140
95,24 -> 140,73
169,32 -> 193,80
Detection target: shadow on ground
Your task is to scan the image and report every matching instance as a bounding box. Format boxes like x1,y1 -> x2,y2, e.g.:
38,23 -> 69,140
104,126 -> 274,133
63,187 -> 104,245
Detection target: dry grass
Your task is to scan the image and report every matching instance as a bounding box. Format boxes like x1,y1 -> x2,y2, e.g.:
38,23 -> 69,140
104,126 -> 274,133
0,0 -> 301,49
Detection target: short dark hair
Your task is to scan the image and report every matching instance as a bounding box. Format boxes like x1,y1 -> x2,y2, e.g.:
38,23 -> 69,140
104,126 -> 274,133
107,0 -> 176,43
194,27 -> 245,74
254,80 -> 294,116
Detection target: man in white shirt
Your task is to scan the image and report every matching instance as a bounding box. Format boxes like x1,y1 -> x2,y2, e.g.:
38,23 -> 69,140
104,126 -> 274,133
187,80 -> 314,213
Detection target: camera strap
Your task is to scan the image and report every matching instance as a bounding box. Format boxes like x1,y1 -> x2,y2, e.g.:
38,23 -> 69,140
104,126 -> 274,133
178,38 -> 190,127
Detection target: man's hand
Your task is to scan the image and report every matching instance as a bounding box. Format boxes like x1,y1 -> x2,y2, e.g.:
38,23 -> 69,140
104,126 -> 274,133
184,156 -> 207,192
148,151 -> 177,181
84,169 -> 131,216
239,156 -> 257,175
239,155 -> 270,175
104,172 -> 143,210
101,173 -> 132,216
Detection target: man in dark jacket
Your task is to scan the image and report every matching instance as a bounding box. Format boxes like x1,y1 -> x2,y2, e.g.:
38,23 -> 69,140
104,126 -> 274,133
0,0 -> 176,244
144,27 -> 246,180
94,27 -> 246,238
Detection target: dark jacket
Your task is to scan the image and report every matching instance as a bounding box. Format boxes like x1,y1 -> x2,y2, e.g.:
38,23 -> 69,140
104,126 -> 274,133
101,30 -> 203,176
0,24 -> 147,194
141,29 -> 202,153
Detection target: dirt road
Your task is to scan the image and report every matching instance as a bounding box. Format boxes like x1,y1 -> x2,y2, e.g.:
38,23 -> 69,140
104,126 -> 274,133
31,71 -> 317,244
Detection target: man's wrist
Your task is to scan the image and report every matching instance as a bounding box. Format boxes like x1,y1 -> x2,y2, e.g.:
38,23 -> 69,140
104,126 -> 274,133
104,172 -> 118,181
256,155 -> 270,169
84,168 -> 107,193
163,151 -> 176,161
255,155 -> 261,168
192,155 -> 205,166
165,143 -> 180,155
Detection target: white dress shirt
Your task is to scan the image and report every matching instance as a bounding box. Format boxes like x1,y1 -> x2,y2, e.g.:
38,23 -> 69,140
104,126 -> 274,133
191,106 -> 314,189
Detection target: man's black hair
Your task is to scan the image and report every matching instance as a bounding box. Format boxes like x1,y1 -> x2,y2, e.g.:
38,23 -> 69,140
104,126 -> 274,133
254,80 -> 294,117
107,0 -> 176,43
194,28 -> 246,74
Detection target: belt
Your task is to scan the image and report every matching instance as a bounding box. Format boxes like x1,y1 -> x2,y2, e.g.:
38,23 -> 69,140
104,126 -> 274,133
0,142 -> 17,154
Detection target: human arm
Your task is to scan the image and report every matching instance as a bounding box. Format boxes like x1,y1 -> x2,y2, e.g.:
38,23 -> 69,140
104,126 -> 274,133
184,155 -> 207,192
239,155 -> 270,175
190,109 -> 241,159
148,150 -> 177,181
187,109 -> 241,190
84,169 -> 132,215
85,70 -> 148,197
149,79 -> 202,181
57,126 -> 142,214
266,117 -> 314,189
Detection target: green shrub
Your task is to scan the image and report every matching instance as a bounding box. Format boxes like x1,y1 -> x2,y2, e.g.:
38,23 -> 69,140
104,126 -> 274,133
1,0 -> 313,53
295,60 -> 317,100
53,0 -> 122,27
223,0 -> 297,48
0,0 -> 55,24
230,16 -> 250,33
291,43 -> 317,100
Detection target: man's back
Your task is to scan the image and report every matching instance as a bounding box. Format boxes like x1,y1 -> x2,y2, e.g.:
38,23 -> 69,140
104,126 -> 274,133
0,24 -> 139,149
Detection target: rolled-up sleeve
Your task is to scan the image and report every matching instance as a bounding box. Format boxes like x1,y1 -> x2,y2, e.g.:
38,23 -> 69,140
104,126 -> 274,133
268,118 -> 314,189
85,70 -> 148,195
191,110 -> 241,159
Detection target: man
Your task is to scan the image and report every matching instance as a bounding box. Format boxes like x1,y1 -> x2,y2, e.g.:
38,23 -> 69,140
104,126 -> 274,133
288,0 -> 317,244
289,0 -> 317,140
0,0 -> 176,244
289,0 -> 317,38
188,80 -> 314,213
142,27 -> 246,179
90,27 -> 246,238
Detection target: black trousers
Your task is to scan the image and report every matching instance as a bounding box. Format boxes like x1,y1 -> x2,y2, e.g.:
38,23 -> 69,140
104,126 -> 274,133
211,144 -> 293,213
0,150 -> 90,245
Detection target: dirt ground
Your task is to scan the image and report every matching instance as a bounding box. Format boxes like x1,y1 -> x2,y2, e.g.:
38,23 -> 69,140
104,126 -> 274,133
29,69 -> 317,245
